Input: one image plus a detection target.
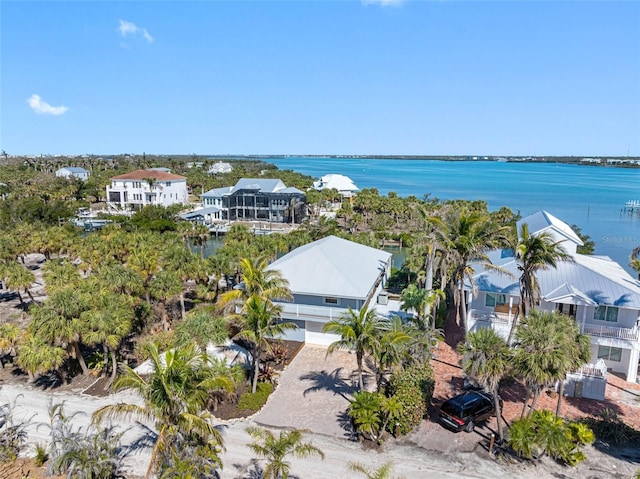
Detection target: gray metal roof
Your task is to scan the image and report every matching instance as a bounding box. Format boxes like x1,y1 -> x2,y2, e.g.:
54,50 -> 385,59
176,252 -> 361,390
517,210 -> 583,246
472,249 -> 640,309
201,186 -> 233,198
267,235 -> 392,299
180,207 -> 221,220
231,178 -> 286,194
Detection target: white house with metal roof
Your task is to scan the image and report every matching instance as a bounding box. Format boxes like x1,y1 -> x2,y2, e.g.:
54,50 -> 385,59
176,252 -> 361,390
56,167 -> 89,181
312,174 -> 360,197
201,178 -> 306,223
467,210 -> 640,384
267,235 -> 392,345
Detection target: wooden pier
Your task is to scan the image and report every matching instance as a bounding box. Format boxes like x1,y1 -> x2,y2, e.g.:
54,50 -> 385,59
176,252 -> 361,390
623,200 -> 640,212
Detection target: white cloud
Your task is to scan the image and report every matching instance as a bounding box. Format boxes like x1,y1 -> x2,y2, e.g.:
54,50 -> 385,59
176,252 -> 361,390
118,19 -> 154,43
362,0 -> 405,6
27,95 -> 68,116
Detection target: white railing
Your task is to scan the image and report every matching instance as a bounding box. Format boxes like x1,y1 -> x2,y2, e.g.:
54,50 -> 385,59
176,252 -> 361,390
581,324 -> 639,341
277,303 -> 349,321
469,309 -> 511,324
573,359 -> 608,378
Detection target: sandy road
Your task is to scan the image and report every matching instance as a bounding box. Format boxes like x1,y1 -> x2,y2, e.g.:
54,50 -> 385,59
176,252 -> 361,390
1,382 -> 629,479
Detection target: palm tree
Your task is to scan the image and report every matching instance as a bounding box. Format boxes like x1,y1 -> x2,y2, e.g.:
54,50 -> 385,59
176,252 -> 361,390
507,223 -> 572,344
232,294 -> 297,393
1,262 -> 37,307
513,310 -> 589,418
430,209 -> 510,336
246,426 -> 324,479
219,256 -> 292,310
149,270 -> 183,331
399,284 -> 429,326
458,328 -> 510,440
16,333 -> 67,380
92,342 -> 229,478
630,246 -> 640,280
348,462 -> 405,479
28,288 -> 91,375
323,307 -> 386,391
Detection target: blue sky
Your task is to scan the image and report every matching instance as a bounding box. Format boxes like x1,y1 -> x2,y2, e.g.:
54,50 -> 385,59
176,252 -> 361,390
1,1 -> 639,156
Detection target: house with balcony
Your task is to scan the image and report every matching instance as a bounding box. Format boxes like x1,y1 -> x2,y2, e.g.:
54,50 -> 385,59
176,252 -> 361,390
56,167 -> 90,181
106,169 -> 189,211
200,178 -> 306,223
467,211 -> 640,384
266,235 -> 393,346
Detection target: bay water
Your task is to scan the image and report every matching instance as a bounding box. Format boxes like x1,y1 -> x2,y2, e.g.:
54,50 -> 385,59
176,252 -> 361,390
265,157 -> 640,274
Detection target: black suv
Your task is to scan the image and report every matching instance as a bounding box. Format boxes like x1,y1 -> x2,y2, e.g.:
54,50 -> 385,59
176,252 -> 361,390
438,390 -> 497,433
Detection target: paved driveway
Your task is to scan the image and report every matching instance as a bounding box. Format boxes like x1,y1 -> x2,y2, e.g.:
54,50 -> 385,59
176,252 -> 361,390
255,345 -> 367,438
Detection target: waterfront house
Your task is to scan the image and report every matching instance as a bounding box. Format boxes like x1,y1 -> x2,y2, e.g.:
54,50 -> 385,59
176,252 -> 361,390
106,169 -> 189,211
466,210 -> 640,385
267,235 -> 392,345
56,167 -> 89,181
201,178 -> 306,223
312,174 -> 359,198
207,161 -> 233,175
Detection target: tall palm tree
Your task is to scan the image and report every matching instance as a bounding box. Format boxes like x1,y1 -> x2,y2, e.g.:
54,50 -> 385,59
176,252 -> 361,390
458,328 -> 511,440
430,209 -> 510,336
219,256 -> 292,310
507,223 -> 572,344
513,310 -> 589,418
92,342 -> 230,478
246,426 -> 324,479
232,294 -> 297,393
323,307 -> 387,391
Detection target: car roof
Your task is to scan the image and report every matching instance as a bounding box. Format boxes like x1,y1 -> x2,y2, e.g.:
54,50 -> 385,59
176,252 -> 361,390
443,391 -> 490,408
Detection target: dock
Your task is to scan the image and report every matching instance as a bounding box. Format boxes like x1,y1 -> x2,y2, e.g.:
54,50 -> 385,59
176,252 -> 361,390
623,200 -> 640,212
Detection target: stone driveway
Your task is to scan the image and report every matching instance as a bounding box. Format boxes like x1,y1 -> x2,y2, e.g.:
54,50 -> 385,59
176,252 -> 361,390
255,345 -> 366,439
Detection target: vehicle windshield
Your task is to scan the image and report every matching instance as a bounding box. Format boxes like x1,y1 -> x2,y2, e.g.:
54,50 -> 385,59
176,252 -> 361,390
440,401 -> 461,417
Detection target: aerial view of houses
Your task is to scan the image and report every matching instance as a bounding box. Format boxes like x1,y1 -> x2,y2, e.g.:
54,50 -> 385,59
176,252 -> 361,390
1,154 -> 640,478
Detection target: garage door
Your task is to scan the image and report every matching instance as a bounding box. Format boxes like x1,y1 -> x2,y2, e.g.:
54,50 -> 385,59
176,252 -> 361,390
305,320 -> 340,346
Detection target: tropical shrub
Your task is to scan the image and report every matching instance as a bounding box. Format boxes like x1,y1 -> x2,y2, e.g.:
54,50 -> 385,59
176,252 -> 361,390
348,391 -> 402,444
386,362 -> 435,435
0,402 -> 30,462
507,410 -> 594,466
238,382 -> 274,412
134,331 -> 175,362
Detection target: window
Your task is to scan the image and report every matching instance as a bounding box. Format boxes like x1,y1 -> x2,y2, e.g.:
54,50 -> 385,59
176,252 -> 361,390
597,345 -> 622,362
324,297 -> 339,305
485,293 -> 507,307
166,182 -> 171,186
594,306 -> 619,322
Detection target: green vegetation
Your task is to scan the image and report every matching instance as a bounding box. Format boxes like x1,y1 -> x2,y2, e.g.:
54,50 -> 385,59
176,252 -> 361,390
507,410 -> 594,465
246,426 -> 324,479
237,382 -> 275,412
580,409 -> 640,446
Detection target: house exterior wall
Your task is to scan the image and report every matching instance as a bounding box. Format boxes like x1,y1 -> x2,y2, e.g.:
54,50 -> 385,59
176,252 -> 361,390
223,190 -> 305,223
106,179 -> 188,209
56,169 -> 89,181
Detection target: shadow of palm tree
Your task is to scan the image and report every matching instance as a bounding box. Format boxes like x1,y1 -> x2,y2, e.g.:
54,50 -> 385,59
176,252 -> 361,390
299,368 -> 358,401
336,408 -> 358,440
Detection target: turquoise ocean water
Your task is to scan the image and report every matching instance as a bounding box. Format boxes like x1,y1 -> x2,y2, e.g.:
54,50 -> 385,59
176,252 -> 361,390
265,157 -> 640,274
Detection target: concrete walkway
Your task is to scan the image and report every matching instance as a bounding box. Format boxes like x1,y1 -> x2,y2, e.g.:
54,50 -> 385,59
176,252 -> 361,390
255,345 -> 366,438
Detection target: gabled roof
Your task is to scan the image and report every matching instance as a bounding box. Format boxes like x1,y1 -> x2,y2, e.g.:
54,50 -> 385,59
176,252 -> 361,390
312,174 -> 359,192
472,250 -> 640,308
201,186 -> 233,198
517,210 -> 583,247
267,235 -> 391,299
111,169 -> 186,181
231,178 -> 287,194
